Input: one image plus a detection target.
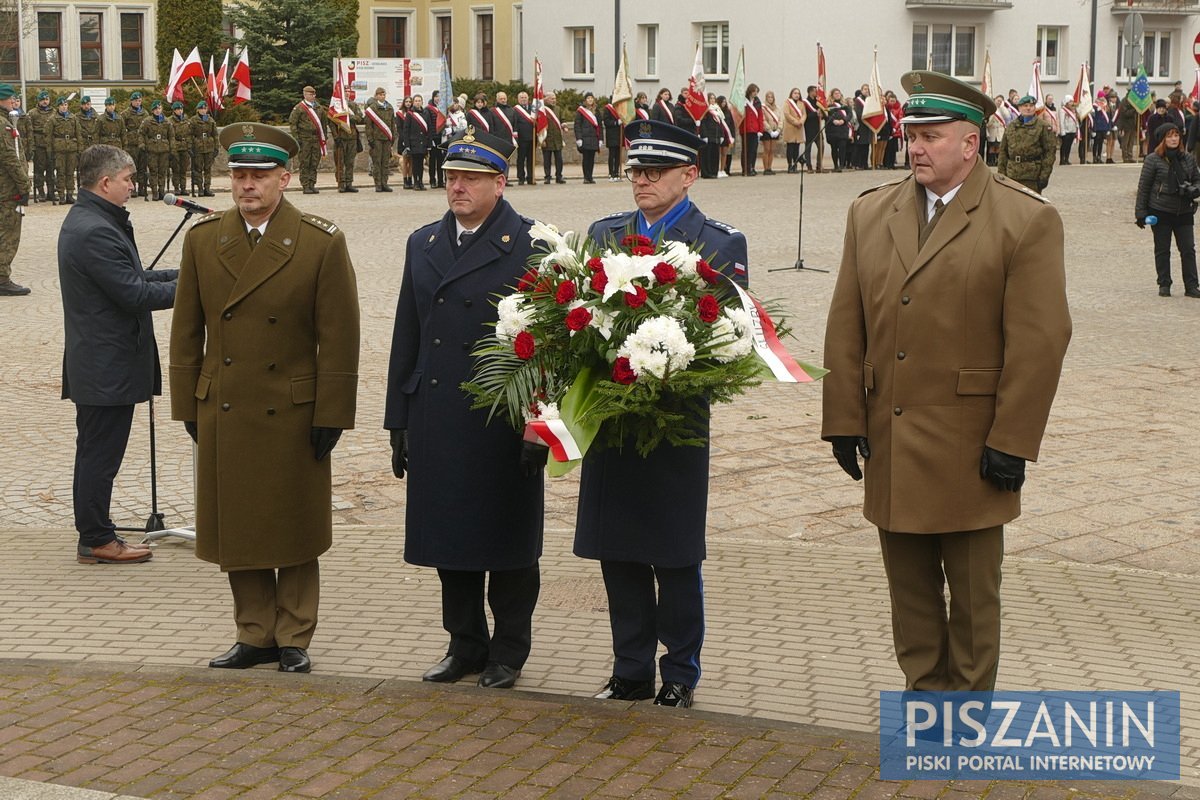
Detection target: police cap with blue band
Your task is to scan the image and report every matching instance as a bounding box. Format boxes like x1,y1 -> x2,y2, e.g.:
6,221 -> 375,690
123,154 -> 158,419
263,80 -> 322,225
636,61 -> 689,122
442,127 -> 513,174
624,118 -> 702,167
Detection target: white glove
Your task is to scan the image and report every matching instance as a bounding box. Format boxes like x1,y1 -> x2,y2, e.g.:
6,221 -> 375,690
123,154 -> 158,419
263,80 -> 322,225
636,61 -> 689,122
576,139 -> 584,148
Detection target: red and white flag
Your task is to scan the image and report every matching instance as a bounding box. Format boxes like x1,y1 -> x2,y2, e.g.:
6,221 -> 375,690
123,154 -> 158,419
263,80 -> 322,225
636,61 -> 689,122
981,48 -> 993,98
232,48 -> 252,105
168,47 -> 204,103
816,43 -> 828,112
1192,67 -> 1200,103
1072,62 -> 1094,119
166,49 -> 184,102
685,43 -> 707,122
534,56 -> 548,146
1028,59 -> 1044,109
329,58 -> 351,133
862,49 -> 886,133
205,55 -> 219,111
213,49 -> 229,111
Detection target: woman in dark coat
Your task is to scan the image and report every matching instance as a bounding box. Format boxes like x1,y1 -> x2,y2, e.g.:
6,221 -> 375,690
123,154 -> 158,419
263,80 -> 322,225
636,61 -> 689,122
824,88 -> 853,172
601,99 -> 624,180
1135,122 -> 1200,298
573,92 -> 601,183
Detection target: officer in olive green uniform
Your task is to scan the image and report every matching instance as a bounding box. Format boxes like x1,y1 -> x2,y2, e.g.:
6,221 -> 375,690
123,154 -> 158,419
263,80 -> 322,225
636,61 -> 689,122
364,87 -> 396,191
168,101 -> 193,195
139,99 -> 174,201
48,96 -> 82,205
996,95 -> 1057,194
333,97 -> 364,193
22,90 -> 55,202
0,83 -> 30,296
288,85 -> 328,193
97,98 -> 123,147
190,101 -> 218,197
122,92 -> 149,196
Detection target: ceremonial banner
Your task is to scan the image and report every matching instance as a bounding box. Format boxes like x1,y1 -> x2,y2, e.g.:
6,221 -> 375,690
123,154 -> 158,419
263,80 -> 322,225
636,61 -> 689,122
1129,65 -> 1152,114
862,49 -> 886,134
981,48 -> 993,98
329,58 -> 351,133
1028,59 -> 1044,109
612,44 -> 634,123
728,47 -> 746,129
1191,66 -> 1200,103
534,56 -> 548,146
816,43 -> 828,111
1072,62 -> 1094,119
685,43 -> 708,123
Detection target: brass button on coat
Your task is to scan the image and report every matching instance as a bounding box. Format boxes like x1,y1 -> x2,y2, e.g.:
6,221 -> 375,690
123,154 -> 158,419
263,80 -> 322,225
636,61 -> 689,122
222,403 -> 231,411
893,407 -> 902,416
223,311 -> 233,320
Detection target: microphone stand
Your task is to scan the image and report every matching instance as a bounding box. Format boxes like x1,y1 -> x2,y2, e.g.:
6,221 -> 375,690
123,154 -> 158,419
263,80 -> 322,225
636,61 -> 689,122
114,209 -> 197,542
769,143 -> 829,274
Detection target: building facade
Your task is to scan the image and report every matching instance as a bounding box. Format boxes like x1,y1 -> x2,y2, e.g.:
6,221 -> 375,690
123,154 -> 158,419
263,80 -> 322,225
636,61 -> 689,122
521,0 -> 1200,104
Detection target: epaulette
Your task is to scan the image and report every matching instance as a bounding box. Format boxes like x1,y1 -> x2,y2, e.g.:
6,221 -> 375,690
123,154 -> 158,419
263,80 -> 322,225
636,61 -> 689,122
301,213 -> 339,234
193,211 -> 221,225
993,173 -> 1049,204
519,214 -> 536,225
859,174 -> 910,197
703,218 -> 741,236
598,211 -> 627,221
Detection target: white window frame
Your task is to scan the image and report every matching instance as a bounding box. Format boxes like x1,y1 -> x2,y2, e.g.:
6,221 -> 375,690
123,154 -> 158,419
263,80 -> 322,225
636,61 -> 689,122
115,5 -> 152,82
640,24 -> 658,79
372,9 -> 414,60
1036,25 -> 1063,80
430,9 -> 451,56
699,21 -> 729,77
1117,29 -> 1174,79
912,23 -> 976,79
568,26 -> 594,78
512,4 -> 523,82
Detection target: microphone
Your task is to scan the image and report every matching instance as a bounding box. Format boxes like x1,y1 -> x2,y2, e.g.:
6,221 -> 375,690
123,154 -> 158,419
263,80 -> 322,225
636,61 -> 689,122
162,193 -> 215,215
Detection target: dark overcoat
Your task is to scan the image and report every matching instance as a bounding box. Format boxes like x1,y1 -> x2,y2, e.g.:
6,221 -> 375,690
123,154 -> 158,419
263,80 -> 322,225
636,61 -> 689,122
384,199 -> 544,572
169,199 -> 361,570
59,189 -> 177,406
574,203 -> 749,568
822,159 -> 1072,534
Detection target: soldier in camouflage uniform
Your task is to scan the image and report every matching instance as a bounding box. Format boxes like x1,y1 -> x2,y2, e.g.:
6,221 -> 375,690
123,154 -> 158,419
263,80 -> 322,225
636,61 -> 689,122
48,96 -> 82,205
97,98 -> 124,148
364,87 -> 396,192
168,101 -> 193,195
22,90 -> 55,202
139,99 -> 174,201
0,83 -> 30,295
997,95 -> 1057,194
190,101 -> 217,197
288,85 -> 328,193
333,96 -> 364,193
122,92 -> 149,197
77,97 -> 98,148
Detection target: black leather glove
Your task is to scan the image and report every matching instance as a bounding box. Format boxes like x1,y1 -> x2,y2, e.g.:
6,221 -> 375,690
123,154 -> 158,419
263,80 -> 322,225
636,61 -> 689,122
829,436 -> 870,481
311,426 -> 343,461
390,429 -> 408,479
980,446 -> 1025,492
519,440 -> 549,478
1136,216 -> 1146,229
183,420 -> 198,443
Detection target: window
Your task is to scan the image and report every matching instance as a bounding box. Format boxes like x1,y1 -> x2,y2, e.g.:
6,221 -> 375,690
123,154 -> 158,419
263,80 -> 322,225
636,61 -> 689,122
120,13 -> 144,79
513,5 -> 523,81
912,23 -> 975,78
378,16 -> 407,59
641,24 -> 658,76
1036,26 -> 1061,79
80,12 -> 103,80
477,13 -> 493,81
436,15 -> 452,62
570,27 -> 593,76
0,11 -> 18,81
38,12 -> 61,80
1116,30 -> 1173,78
700,22 -> 729,76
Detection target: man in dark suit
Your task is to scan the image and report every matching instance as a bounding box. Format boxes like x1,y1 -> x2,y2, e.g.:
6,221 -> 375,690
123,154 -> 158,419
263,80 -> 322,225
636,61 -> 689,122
59,144 -> 177,564
579,119 -> 749,709
385,129 -> 546,690
512,90 -> 536,186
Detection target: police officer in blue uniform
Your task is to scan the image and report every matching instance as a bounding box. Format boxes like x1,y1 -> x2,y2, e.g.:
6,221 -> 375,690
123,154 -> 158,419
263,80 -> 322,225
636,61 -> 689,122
385,128 -> 547,690
578,119 -> 749,709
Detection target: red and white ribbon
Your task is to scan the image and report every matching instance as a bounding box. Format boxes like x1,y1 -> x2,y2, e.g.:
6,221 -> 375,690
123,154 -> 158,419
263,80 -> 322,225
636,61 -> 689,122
365,106 -> 394,140
729,282 -> 813,383
525,419 -> 582,462
300,102 -> 327,156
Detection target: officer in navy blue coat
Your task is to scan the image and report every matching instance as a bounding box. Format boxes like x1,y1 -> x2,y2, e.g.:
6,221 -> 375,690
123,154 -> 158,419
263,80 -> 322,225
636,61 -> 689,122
384,128 -> 546,690
577,119 -> 749,709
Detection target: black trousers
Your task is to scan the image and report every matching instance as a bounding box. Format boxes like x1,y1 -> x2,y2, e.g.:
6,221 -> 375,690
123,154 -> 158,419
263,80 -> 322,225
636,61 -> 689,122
428,146 -> 444,187
607,145 -> 621,178
409,153 -> 426,187
543,148 -> 563,181
516,140 -> 534,184
700,142 -> 720,178
581,149 -> 596,181
829,138 -> 850,169
741,133 -> 758,174
1151,210 -> 1199,290
1059,134 -> 1074,164
437,565 -> 540,668
600,560 -> 704,688
802,128 -> 820,167
785,142 -> 801,169
73,403 -> 136,547
1093,132 -> 1108,163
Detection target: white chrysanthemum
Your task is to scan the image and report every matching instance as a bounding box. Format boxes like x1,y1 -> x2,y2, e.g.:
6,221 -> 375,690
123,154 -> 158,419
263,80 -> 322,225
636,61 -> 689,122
537,401 -> 560,420
661,239 -> 701,278
709,307 -> 755,362
495,294 -> 534,343
528,220 -> 566,250
597,251 -> 656,301
617,316 -> 696,378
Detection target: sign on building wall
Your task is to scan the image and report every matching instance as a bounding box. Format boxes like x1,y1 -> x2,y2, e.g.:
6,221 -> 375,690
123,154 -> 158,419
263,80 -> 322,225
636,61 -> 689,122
337,58 -> 450,107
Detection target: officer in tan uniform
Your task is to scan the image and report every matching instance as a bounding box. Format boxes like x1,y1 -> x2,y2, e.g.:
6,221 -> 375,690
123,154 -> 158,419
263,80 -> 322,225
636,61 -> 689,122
190,101 -> 218,197
169,123 -> 360,675
823,72 -> 1072,692
139,99 -> 173,201
168,101 -> 193,196
48,96 -> 82,205
0,83 -> 30,296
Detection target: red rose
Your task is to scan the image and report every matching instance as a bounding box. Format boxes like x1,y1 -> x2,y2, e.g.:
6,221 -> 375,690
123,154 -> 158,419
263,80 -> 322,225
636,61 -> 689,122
652,261 -> 677,285
630,245 -> 656,257
513,331 -> 535,360
587,256 -> 605,271
624,285 -> 648,308
555,281 -> 576,304
697,294 -> 720,323
622,234 -> 653,248
590,269 -> 608,293
696,259 -> 719,285
612,357 -> 637,385
565,307 -> 593,331
517,269 -> 539,291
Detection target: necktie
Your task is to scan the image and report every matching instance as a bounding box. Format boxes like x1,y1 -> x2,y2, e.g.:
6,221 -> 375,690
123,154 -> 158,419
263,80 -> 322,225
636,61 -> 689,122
249,229 -> 262,249
458,230 -> 474,248
918,199 -> 944,250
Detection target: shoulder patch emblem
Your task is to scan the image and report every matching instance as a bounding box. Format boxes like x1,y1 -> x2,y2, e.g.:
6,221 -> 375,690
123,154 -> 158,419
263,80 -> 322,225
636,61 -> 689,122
301,214 -> 339,234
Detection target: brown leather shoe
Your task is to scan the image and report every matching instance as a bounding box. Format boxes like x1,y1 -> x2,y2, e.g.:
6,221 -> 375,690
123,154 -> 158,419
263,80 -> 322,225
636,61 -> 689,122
78,540 -> 153,564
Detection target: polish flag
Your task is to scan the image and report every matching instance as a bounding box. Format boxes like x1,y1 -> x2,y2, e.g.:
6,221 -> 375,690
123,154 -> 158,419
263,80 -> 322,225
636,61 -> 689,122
685,43 -> 707,122
214,49 -> 229,111
168,47 -> 204,102
232,49 -> 252,105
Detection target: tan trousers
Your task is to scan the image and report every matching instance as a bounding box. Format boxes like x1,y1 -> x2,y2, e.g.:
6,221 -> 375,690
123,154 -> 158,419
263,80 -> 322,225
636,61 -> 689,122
878,526 -> 1003,692
227,560 -> 320,648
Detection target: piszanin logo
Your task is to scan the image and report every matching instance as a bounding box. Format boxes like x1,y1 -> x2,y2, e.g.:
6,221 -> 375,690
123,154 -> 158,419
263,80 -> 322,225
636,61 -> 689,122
879,690 -> 1180,780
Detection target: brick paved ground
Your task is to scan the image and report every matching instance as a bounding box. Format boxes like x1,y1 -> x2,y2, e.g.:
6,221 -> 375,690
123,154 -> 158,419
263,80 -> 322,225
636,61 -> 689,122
1,158 -> 1197,797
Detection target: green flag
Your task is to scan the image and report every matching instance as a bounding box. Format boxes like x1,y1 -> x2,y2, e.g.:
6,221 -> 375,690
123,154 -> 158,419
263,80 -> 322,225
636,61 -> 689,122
1129,64 -> 1153,114
728,46 -> 746,129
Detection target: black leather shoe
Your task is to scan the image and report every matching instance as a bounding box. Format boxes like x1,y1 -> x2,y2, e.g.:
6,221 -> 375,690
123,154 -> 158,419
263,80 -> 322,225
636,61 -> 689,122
477,662 -> 520,688
594,675 -> 654,701
1159,287 -> 1171,297
279,646 -> 311,673
654,682 -> 694,708
1185,288 -> 1200,298
345,186 -> 358,193
422,654 -> 485,683
209,642 -> 279,669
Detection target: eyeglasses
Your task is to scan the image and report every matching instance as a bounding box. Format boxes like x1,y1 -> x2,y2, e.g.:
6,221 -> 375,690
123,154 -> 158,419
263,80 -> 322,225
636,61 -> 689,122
624,166 -> 684,183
